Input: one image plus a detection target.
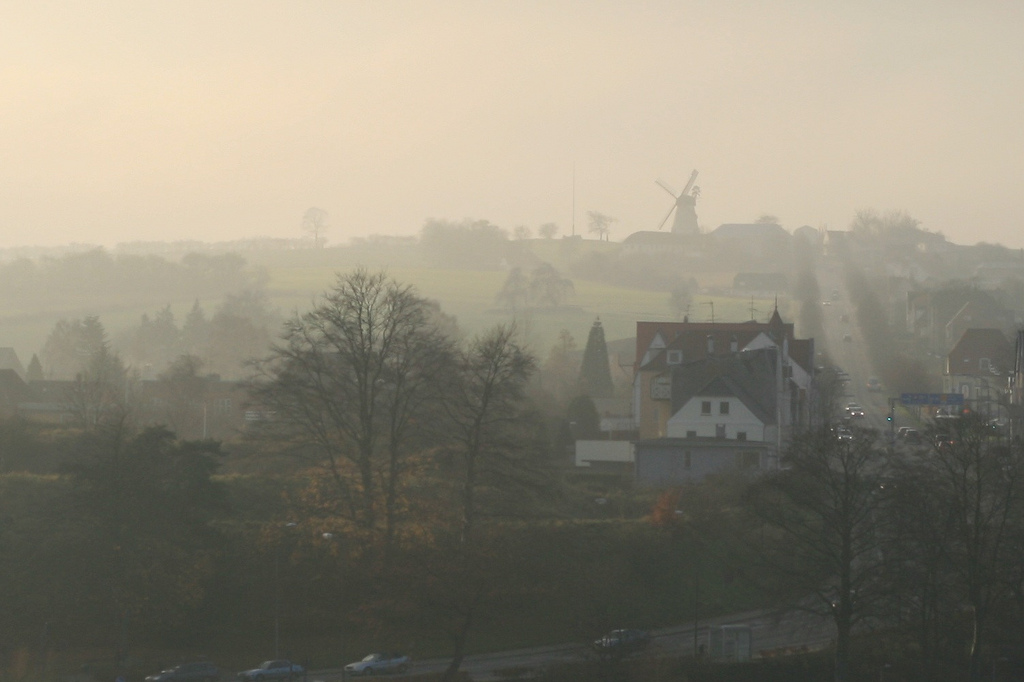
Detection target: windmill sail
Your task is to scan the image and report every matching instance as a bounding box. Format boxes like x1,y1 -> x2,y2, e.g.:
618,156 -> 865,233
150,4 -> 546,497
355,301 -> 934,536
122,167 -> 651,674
654,170 -> 700,234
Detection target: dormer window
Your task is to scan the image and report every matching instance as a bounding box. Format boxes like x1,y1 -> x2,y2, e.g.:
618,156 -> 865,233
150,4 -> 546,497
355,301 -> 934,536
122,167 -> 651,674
730,335 -> 738,352
667,350 -> 683,365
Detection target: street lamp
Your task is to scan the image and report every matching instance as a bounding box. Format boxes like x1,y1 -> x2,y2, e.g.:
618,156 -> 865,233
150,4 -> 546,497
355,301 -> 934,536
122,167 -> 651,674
274,522 -> 298,658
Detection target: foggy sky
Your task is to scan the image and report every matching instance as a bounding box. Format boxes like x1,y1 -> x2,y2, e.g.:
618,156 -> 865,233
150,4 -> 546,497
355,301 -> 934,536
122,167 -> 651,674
2,1 -> 1022,249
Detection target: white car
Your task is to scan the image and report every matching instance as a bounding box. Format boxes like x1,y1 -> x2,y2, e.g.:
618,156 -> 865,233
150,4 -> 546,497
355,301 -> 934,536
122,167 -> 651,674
344,653 -> 410,676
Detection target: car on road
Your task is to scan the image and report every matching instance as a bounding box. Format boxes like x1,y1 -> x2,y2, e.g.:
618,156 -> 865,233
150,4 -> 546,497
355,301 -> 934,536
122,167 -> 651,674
842,334 -> 853,343
866,377 -> 882,392
593,629 -> 652,657
845,403 -> 865,418
897,427 -> 921,443
835,426 -> 853,441
146,663 -> 221,682
344,653 -> 410,676
237,661 -> 304,682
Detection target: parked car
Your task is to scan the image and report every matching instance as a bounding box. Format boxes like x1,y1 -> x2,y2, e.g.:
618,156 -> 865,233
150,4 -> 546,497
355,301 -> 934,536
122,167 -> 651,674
236,661 -> 304,682
146,663 -> 220,682
899,428 -> 921,443
344,653 -> 410,676
592,629 -> 652,656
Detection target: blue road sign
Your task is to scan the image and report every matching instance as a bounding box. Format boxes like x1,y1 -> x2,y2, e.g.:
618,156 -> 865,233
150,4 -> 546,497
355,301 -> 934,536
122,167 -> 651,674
900,393 -> 965,406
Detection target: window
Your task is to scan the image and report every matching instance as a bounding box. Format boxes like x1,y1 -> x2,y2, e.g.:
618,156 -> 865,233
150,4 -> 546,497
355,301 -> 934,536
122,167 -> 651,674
686,430 -> 697,439
719,401 -> 729,415
651,376 -> 671,400
980,358 -> 991,371
667,349 -> 682,365
701,401 -> 711,415
683,451 -> 691,469
716,424 -> 726,438
737,451 -> 760,469
736,431 -> 747,441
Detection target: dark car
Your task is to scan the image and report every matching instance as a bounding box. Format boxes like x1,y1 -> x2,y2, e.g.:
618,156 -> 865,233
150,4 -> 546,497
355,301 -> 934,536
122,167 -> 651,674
236,661 -> 304,682
146,662 -> 220,682
593,629 -> 652,657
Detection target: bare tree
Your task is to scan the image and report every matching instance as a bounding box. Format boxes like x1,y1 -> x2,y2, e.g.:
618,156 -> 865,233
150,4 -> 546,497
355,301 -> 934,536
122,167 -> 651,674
495,267 -> 530,312
529,263 -> 574,308
745,427 -> 887,682
302,207 -> 329,247
538,222 -> 559,239
438,325 -> 541,680
251,269 -> 454,548
586,211 -> 616,241
893,414 -> 1024,678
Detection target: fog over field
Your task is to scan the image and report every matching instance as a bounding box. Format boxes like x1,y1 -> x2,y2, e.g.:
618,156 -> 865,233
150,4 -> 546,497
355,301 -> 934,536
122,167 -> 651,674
3,1 -> 1023,249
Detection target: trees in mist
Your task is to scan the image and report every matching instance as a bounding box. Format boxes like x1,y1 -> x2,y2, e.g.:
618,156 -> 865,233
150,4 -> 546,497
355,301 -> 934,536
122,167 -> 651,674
302,207 -> 329,247
746,427 -> 885,682
586,211 -> 615,241
495,264 -> 575,312
0,249 -> 264,310
251,270 -> 453,545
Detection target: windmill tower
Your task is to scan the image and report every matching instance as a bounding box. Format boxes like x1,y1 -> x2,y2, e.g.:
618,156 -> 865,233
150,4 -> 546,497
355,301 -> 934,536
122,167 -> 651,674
655,169 -> 700,235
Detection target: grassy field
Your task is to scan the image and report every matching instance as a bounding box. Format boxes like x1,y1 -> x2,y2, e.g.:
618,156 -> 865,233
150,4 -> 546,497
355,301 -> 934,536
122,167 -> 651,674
0,240 -> 789,368
255,248 -> 787,357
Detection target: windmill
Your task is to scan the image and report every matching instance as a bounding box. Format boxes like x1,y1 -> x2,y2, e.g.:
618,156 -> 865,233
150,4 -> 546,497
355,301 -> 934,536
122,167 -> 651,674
655,169 -> 700,234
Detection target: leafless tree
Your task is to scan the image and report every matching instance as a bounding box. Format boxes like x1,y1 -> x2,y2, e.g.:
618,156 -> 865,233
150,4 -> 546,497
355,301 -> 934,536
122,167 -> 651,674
745,428 -> 887,682
586,211 -> 616,241
892,414 -> 1024,678
302,207 -> 329,247
538,222 -> 559,239
437,324 -> 542,680
250,269 -> 454,549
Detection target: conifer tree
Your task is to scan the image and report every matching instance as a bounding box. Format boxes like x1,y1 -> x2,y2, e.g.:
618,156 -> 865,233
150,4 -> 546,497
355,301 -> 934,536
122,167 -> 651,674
578,318 -> 614,397
25,354 -> 43,381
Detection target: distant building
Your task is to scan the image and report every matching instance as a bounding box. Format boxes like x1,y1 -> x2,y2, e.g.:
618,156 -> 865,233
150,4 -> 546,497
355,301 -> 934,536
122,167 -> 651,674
943,328 -> 1014,417
631,308 -> 815,485
0,348 -> 25,379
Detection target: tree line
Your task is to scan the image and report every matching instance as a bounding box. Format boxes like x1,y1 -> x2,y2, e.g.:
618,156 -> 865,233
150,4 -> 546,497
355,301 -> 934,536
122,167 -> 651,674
7,267 -> 1024,681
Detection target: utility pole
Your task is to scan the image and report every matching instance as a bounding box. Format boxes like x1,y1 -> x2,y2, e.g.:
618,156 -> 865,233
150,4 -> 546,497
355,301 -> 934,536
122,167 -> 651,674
887,399 -> 896,448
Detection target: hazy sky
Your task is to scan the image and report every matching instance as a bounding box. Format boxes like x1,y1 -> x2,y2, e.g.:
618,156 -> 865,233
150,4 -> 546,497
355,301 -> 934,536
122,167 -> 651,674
3,1 -> 1022,249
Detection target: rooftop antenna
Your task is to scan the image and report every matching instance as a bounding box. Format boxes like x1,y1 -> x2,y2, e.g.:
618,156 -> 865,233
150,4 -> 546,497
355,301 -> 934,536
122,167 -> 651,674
571,162 -> 576,237
749,296 -> 760,321
702,301 -> 715,324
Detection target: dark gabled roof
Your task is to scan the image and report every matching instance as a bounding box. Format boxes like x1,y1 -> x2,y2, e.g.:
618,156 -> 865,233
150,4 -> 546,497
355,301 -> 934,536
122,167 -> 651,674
0,369 -> 34,406
636,316 -> 794,370
947,328 -> 1014,374
0,348 -> 25,377
669,348 -> 778,425
710,223 -> 791,240
621,231 -> 694,245
634,437 -> 773,451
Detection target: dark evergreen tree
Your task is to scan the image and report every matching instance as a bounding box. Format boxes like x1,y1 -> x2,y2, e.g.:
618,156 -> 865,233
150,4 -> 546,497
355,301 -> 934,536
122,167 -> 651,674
25,354 -> 43,382
578,318 -> 614,397
566,395 -> 601,440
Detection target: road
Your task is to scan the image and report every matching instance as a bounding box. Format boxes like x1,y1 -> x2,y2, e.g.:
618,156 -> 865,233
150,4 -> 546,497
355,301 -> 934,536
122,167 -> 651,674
816,261 -> 897,435
311,607 -> 835,681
